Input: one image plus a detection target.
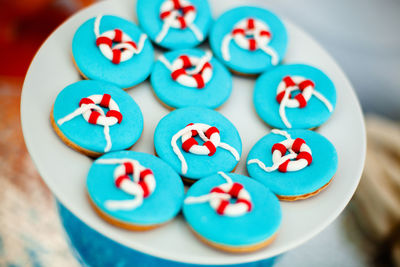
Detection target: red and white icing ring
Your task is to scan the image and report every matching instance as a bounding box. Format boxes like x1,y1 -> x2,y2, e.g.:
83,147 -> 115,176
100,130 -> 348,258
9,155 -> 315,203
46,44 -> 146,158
156,0 -> 203,43
221,18 -> 278,64
158,51 -> 213,88
276,76 -> 333,128
248,129 -> 312,173
184,172 -> 252,217
171,123 -> 240,174
96,158 -> 156,211
57,94 -> 123,152
94,15 -> 147,64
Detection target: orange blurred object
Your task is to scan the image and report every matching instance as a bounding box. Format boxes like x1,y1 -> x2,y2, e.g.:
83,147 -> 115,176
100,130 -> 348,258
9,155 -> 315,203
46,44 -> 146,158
0,0 -> 95,77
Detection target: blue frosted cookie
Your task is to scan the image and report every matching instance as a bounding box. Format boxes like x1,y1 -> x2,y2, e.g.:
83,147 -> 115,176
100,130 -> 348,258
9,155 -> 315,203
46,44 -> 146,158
154,107 -> 242,181
183,172 -> 281,252
87,151 -> 184,230
51,80 -> 143,157
210,6 -> 288,75
254,64 -> 337,129
151,49 -> 232,109
247,129 -> 338,200
137,0 -> 212,50
72,15 -> 154,89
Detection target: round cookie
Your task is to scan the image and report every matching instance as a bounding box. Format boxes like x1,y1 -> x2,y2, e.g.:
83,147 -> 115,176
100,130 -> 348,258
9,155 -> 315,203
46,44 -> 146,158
87,151 -> 185,230
151,49 -> 232,109
183,172 -> 281,252
154,107 -> 242,181
137,0 -> 213,50
210,6 -> 288,75
72,15 -> 154,89
254,64 -> 337,129
247,129 -> 338,200
51,80 -> 143,157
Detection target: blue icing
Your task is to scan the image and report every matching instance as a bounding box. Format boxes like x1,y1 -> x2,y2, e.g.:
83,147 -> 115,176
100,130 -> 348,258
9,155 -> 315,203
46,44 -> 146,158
210,6 -> 288,74
72,15 -> 154,88
183,173 -> 281,247
87,151 -> 184,225
137,0 -> 213,50
247,129 -> 338,197
151,49 -> 232,109
52,80 -> 143,153
154,107 -> 242,179
254,64 -> 337,129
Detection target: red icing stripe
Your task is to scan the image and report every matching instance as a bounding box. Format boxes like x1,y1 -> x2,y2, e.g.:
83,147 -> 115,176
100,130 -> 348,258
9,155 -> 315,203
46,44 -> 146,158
229,183 -> 243,198
114,29 -> 123,42
237,199 -> 252,211
160,11 -> 171,19
124,162 -> 134,174
296,151 -> 312,165
192,74 -> 205,88
96,36 -> 112,47
112,49 -> 121,64
260,30 -> 271,37
278,159 -> 290,172
182,137 -> 198,152
100,94 -> 111,108
276,91 -> 286,103
201,62 -> 212,72
79,98 -> 94,107
138,181 -> 150,197
292,138 -> 305,153
125,41 -> 137,49
249,39 -> 256,50
216,200 -> 229,215
205,126 -> 219,139
106,110 -> 123,123
295,94 -> 307,108
298,79 -> 314,91
171,68 -> 186,80
115,175 -> 129,188
181,5 -> 195,14
272,143 -> 287,155
210,187 -> 225,194
204,141 -> 216,156
88,111 -> 101,124
232,28 -> 245,35
172,0 -> 181,9
140,169 -> 153,180
247,18 -> 255,29
180,55 -> 191,68
178,16 -> 186,29
283,76 -> 295,87
186,123 -> 198,137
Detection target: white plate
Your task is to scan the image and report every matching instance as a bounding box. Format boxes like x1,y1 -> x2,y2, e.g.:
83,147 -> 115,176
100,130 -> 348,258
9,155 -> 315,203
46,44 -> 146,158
20,0 -> 366,265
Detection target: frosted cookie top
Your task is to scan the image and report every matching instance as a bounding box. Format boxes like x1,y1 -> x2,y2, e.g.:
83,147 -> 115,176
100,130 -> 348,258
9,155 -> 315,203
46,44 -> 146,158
183,172 -> 281,249
52,80 -> 143,155
254,64 -> 337,129
137,0 -> 213,50
87,151 -> 185,228
247,129 -> 338,199
210,6 -> 288,74
72,15 -> 154,89
154,107 -> 242,180
151,49 -> 232,109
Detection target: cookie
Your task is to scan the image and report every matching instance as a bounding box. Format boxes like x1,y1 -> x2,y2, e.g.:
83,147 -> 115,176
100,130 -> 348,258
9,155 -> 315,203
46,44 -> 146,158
151,49 -> 232,109
210,6 -> 288,75
154,107 -> 242,181
137,0 -> 212,50
51,80 -> 143,157
72,15 -> 154,89
183,172 -> 281,252
247,129 -> 338,200
87,151 -> 185,230
254,64 -> 337,129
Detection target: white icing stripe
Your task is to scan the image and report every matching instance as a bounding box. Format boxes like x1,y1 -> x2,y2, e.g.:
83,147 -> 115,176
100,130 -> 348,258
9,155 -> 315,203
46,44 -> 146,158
96,158 -> 156,211
171,123 -> 240,175
185,172 -> 252,217
247,129 -> 312,172
94,14 -> 147,63
221,18 -> 278,64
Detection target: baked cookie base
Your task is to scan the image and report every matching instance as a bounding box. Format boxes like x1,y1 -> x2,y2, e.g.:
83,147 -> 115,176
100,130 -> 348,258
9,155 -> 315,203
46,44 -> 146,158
277,176 -> 334,201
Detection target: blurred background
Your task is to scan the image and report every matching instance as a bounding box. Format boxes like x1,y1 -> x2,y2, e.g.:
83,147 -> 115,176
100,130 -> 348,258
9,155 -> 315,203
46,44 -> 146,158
0,0 -> 399,266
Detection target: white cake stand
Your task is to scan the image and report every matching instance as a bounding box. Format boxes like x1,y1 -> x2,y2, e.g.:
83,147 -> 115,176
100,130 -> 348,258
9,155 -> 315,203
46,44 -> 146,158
20,0 -> 365,265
